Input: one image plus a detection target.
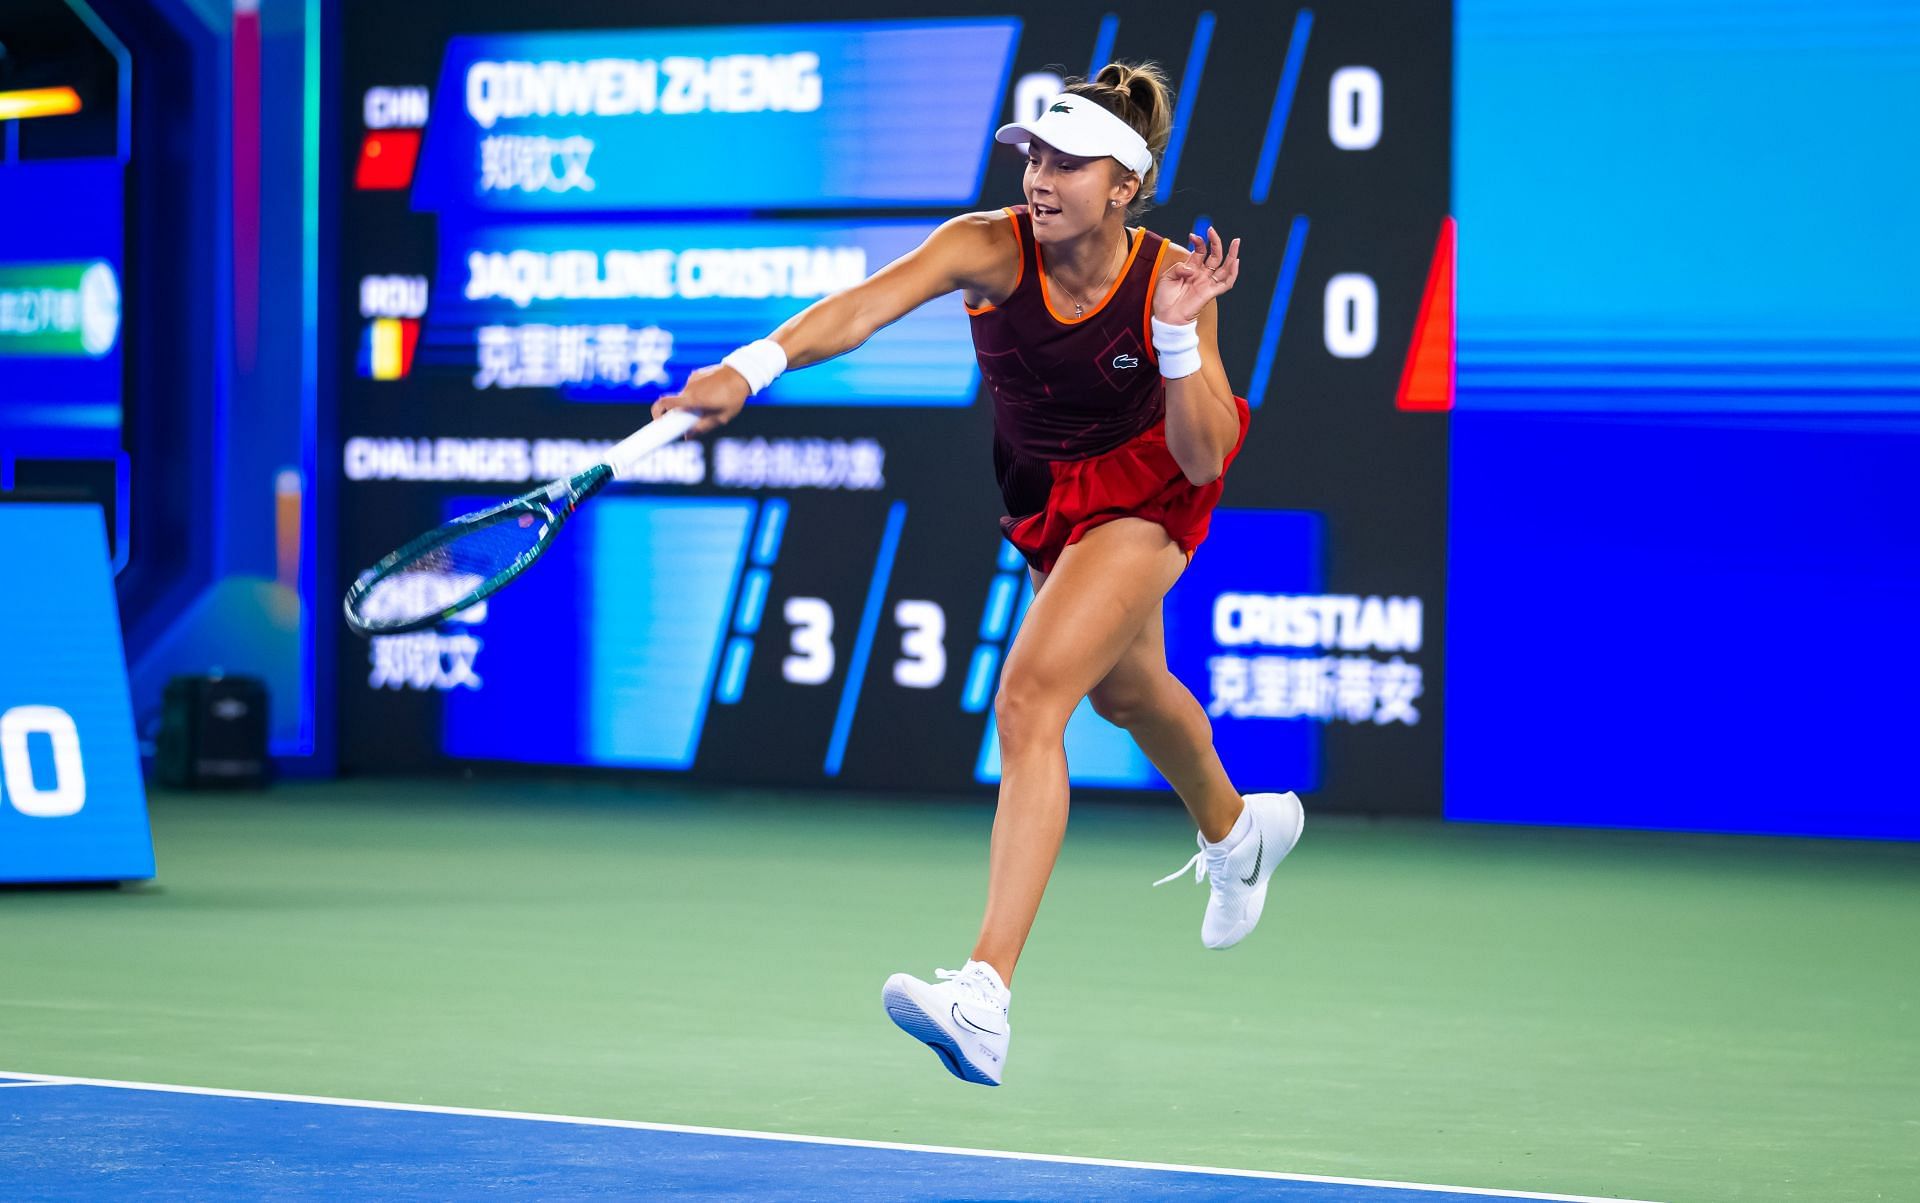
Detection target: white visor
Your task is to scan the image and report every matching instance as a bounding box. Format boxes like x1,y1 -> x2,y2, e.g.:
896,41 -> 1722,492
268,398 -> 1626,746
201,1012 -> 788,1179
994,94 -> 1154,178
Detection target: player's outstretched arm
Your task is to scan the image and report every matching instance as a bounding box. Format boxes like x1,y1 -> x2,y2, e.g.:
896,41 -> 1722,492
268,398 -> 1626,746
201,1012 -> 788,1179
653,213 -> 1011,435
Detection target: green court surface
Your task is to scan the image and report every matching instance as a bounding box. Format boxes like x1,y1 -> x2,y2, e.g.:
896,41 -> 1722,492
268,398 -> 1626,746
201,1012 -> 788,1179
4,781 -> 1915,1202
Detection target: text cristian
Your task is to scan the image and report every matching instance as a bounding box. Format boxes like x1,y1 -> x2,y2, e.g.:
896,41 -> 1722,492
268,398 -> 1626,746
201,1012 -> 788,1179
465,247 -> 867,307
465,54 -> 823,128
1213,594 -> 1423,655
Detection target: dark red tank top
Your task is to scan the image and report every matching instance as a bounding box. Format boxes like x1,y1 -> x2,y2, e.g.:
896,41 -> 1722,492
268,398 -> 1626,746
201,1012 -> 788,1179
968,206 -> 1172,467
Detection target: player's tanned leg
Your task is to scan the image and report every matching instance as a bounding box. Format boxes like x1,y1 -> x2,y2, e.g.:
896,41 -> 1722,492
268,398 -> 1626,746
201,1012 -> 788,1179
972,518 -> 1187,984
1086,605 -> 1244,843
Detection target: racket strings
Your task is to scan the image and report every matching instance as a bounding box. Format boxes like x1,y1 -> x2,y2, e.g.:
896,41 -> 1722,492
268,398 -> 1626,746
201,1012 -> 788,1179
354,510 -> 548,629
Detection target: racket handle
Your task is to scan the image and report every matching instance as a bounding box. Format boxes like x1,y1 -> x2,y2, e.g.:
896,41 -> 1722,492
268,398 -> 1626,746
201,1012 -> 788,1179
607,409 -> 700,479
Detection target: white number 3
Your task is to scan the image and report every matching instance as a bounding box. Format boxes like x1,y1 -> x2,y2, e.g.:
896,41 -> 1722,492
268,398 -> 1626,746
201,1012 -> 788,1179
783,597 -> 836,686
893,601 -> 946,689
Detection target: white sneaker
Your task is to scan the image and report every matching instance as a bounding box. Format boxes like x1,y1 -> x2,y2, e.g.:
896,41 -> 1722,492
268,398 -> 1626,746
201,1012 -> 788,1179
881,960 -> 1010,1086
1154,791 -> 1305,949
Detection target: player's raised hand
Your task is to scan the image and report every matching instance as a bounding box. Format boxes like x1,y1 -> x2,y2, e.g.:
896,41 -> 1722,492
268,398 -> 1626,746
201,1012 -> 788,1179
1154,226 -> 1242,326
652,363 -> 752,436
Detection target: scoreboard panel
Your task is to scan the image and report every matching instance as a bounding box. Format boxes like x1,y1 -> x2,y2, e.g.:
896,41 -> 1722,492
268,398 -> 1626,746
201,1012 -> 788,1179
336,1 -> 1451,813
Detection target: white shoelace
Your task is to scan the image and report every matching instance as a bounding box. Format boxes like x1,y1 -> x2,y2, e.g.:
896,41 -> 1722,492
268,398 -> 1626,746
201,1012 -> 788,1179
935,966 -> 1005,1010
1152,849 -> 1205,887
1153,836 -> 1225,888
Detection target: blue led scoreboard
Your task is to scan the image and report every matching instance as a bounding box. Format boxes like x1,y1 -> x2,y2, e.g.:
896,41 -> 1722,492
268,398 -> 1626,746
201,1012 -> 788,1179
334,3 -> 1452,813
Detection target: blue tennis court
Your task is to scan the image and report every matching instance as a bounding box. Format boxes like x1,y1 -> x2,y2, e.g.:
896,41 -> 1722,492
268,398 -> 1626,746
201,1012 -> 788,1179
0,1073 -> 1648,1202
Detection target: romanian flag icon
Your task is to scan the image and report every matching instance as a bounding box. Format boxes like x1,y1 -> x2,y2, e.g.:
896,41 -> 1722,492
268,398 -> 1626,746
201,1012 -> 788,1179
359,318 -> 420,380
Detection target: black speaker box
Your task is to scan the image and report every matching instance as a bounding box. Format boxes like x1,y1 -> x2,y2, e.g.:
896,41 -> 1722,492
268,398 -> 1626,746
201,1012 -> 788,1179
157,675 -> 271,789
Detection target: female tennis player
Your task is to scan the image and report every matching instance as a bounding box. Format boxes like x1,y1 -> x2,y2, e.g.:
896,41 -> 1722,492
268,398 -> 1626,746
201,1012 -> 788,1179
653,62 -> 1304,1087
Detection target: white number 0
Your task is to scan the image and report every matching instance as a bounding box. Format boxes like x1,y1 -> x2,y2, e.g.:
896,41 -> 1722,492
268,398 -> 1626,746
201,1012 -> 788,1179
1329,66 -> 1383,150
0,705 -> 87,818
783,597 -> 836,686
1324,273 -> 1379,358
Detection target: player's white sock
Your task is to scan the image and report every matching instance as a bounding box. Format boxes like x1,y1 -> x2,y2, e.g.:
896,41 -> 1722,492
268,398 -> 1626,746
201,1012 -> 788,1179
1206,798 -> 1255,852
1154,791 -> 1305,949
881,959 -> 1011,1086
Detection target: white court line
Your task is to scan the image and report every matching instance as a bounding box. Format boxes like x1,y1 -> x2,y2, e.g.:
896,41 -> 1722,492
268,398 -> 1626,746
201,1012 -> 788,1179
0,1069 -> 1663,1203
0,1080 -> 72,1089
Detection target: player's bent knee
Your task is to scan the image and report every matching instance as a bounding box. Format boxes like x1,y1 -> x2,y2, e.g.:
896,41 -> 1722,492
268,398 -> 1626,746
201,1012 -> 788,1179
993,676 -> 1074,753
1092,670 -> 1191,732
1087,682 -> 1150,730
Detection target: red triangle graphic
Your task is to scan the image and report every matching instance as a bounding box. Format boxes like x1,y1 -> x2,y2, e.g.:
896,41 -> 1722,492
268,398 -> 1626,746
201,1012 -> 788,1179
1396,217 -> 1455,412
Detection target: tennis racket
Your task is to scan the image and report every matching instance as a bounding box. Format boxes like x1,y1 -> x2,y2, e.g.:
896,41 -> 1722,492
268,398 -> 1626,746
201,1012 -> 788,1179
343,409 -> 699,636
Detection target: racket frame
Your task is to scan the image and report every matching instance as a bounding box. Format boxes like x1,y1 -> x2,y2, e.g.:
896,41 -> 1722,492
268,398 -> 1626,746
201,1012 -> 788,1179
341,410 -> 699,638
342,464 -> 611,637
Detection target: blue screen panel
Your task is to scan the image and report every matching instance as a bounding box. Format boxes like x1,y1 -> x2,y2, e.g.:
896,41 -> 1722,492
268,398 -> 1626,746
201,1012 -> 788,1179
414,20 -> 1020,212
587,501 -> 754,765
442,496 -> 754,769
431,220 -> 976,405
0,160 -> 125,459
1450,0 -> 1920,838
1456,0 -> 1920,413
0,505 -> 153,883
1447,412 -> 1920,839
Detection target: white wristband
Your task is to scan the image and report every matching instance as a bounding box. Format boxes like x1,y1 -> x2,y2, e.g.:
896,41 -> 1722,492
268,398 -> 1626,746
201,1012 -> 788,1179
1151,317 -> 1202,380
721,338 -> 788,395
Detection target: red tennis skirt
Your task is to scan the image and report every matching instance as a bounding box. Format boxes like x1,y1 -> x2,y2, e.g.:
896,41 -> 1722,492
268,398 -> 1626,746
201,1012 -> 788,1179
1001,395 -> 1252,575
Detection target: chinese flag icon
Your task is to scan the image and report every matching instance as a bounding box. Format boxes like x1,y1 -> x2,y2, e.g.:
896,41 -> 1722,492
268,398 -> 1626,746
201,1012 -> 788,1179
355,131 -> 422,191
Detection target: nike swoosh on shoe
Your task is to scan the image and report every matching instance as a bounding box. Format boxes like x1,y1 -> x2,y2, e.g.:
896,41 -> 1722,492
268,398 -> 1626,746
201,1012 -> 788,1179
951,1002 -> 1007,1037
1239,831 -> 1265,886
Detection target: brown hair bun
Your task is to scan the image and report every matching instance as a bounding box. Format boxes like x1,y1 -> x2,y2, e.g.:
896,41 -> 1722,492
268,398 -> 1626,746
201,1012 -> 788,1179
1064,61 -> 1174,214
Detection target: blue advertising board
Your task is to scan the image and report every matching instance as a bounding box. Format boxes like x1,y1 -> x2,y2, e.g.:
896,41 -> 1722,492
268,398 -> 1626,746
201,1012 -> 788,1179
0,505 -> 154,883
1455,0 -> 1920,414
1448,0 -> 1920,838
0,159 -> 125,460
413,20 -> 1020,212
